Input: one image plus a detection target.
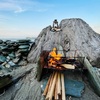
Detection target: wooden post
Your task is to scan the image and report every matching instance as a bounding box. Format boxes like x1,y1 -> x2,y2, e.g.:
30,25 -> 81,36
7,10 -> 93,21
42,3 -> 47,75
61,73 -> 66,100
46,72 -> 58,100
54,73 -> 58,100
57,72 -> 61,95
46,72 -> 55,100
42,74 -> 52,96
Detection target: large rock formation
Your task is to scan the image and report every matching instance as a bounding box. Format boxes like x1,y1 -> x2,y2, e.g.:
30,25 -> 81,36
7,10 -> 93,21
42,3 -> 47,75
28,18 -> 100,67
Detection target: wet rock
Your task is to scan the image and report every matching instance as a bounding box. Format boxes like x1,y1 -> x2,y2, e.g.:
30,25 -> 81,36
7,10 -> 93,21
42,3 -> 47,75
0,43 -> 6,46
8,46 -> 16,51
13,58 -> 20,63
2,51 -> 9,56
18,60 -> 27,66
0,74 -> 12,89
0,45 -> 8,50
8,61 -> 16,67
18,49 -> 29,53
5,63 -> 10,68
6,56 -> 11,61
0,71 -> 3,75
0,40 -> 3,44
0,65 -> 3,70
1,61 -> 7,66
18,39 -> 30,43
0,55 -> 6,63
0,39 -> 31,70
5,40 -> 11,44
18,42 -> 30,45
18,45 -> 29,49
15,52 -> 21,57
22,56 -> 27,60
8,52 -> 16,59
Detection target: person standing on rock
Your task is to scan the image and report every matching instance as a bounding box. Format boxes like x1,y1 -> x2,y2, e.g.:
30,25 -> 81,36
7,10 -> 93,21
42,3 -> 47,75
53,19 -> 58,28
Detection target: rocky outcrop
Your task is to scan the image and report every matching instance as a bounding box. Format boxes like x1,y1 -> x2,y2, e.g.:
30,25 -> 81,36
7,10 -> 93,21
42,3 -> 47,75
0,64 -> 44,100
0,18 -> 100,100
28,18 -> 100,67
0,63 -> 100,100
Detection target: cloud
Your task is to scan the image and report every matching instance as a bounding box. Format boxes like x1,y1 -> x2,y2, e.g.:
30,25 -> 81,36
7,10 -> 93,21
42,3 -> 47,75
0,0 -> 26,13
14,7 -> 26,13
0,0 -> 54,13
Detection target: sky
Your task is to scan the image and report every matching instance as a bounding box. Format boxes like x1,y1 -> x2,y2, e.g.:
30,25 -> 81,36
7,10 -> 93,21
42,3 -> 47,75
0,0 -> 100,39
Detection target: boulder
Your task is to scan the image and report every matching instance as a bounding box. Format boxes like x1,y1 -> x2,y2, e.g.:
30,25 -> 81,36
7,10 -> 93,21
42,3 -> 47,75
28,18 -> 100,67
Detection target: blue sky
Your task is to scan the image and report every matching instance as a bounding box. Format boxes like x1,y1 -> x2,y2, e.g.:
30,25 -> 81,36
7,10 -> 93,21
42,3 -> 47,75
0,0 -> 100,39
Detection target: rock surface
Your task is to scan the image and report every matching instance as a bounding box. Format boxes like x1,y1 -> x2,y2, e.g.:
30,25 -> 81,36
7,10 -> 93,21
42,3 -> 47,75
0,18 -> 100,100
0,63 -> 44,100
28,18 -> 100,67
0,64 -> 100,100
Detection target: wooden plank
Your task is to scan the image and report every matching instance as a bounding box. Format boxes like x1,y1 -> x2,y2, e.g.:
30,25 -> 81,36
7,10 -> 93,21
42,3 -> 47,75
46,72 -> 58,100
54,73 -> 59,100
57,72 -> 61,95
61,64 -> 75,69
61,73 -> 66,100
46,72 -> 55,100
42,74 -> 52,96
